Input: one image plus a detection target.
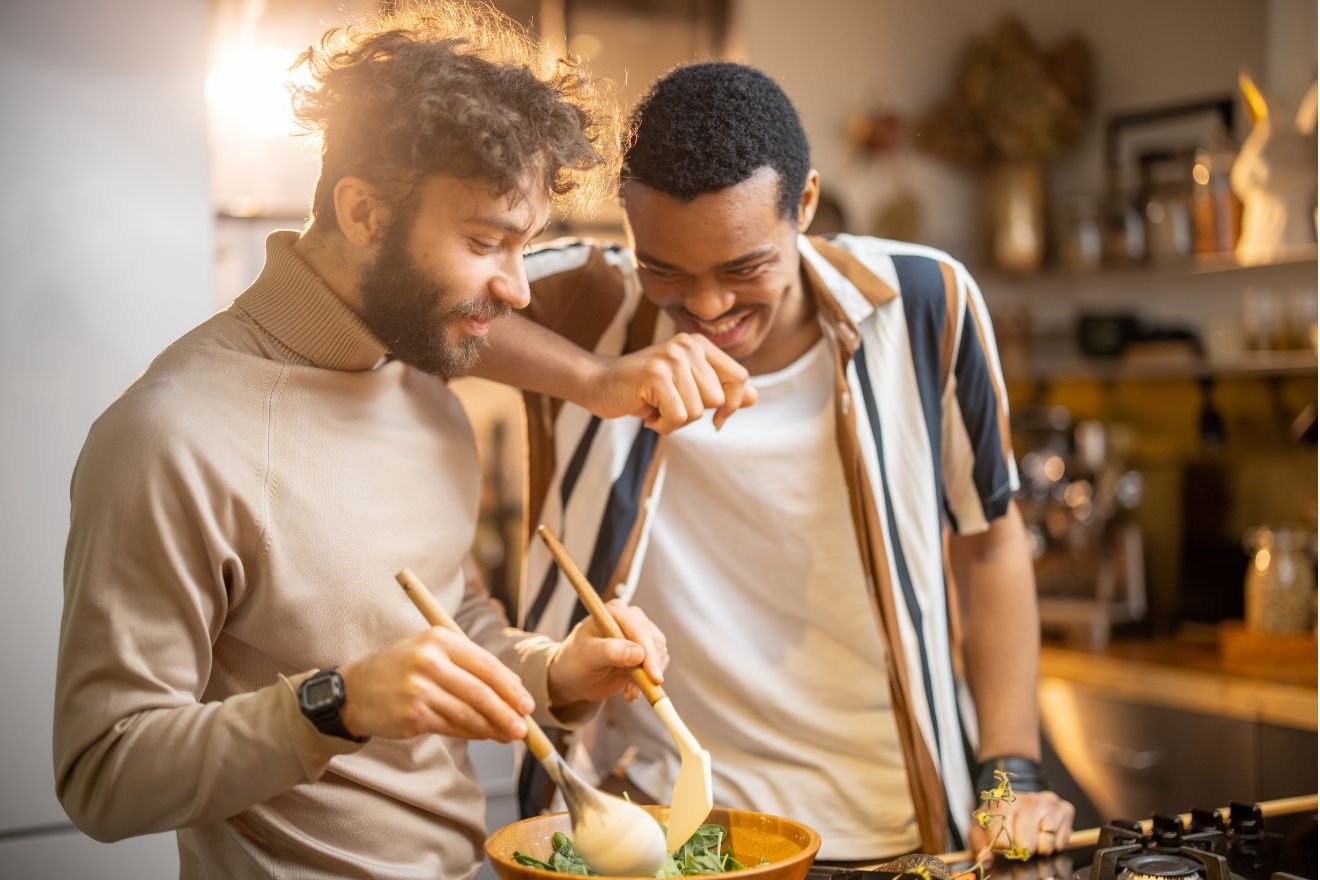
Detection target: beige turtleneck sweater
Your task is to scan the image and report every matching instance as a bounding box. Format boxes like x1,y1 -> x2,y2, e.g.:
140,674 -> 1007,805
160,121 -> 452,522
54,231 -> 585,879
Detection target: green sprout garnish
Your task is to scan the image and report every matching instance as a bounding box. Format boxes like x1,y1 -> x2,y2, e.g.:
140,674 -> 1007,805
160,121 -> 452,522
951,770 -> 1033,880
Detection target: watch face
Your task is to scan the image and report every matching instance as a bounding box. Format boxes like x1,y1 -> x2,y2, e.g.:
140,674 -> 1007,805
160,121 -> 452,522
304,677 -> 337,709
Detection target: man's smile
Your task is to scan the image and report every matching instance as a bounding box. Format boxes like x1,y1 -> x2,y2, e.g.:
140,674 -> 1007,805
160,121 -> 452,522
679,308 -> 756,348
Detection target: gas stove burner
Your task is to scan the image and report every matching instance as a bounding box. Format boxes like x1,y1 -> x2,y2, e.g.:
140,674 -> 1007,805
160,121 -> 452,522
1068,805 -> 1313,880
1121,853 -> 1203,880
1073,814 -> 1239,880
1061,803 -> 1313,880
1072,849 -> 1241,880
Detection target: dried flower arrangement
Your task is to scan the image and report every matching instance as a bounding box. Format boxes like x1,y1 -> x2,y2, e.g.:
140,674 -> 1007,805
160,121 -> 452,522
914,17 -> 1093,168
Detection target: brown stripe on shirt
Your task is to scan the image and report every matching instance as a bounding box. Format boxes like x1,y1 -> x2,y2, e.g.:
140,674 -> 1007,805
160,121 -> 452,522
938,262 -> 959,385
809,236 -> 898,307
829,328 -> 949,853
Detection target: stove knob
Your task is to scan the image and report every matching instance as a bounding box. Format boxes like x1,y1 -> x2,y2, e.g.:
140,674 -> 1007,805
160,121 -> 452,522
1151,813 -> 1185,848
1229,802 -> 1263,838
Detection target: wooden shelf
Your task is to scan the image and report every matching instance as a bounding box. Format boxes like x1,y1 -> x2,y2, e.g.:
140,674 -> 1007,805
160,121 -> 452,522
977,248 -> 1318,294
1005,350 -> 1317,384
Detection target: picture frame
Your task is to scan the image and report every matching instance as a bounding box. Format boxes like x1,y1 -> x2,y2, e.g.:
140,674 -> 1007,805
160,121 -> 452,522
1104,96 -> 1235,174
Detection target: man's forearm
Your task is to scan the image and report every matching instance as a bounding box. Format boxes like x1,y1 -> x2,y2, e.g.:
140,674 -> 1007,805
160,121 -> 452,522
54,676 -> 359,841
472,311 -> 603,408
476,306 -> 758,434
949,501 -> 1041,761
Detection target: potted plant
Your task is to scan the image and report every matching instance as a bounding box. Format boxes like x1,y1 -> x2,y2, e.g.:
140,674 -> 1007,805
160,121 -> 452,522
915,17 -> 1092,272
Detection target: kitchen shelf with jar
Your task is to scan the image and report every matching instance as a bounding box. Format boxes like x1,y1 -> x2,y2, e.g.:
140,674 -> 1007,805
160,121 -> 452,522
980,249 -> 1317,386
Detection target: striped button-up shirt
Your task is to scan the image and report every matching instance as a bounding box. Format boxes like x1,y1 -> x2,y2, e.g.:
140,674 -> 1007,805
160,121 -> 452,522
517,234 -> 1019,852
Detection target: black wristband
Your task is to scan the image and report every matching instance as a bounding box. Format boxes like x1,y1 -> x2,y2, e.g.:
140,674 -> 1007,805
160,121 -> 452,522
974,755 -> 1049,795
299,667 -> 367,743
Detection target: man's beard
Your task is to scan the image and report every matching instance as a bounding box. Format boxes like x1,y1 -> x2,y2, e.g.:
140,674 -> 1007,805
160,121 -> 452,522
357,223 -> 510,378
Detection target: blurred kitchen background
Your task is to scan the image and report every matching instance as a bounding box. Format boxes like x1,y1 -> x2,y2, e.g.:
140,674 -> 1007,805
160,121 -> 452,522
1,0 -> 1316,876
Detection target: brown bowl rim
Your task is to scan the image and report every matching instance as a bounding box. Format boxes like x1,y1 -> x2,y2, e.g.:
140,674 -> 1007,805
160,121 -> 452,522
484,805 -> 823,880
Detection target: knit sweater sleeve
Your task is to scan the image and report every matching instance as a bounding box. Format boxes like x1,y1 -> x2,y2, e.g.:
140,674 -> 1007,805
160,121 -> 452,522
453,557 -> 599,730
53,381 -> 361,843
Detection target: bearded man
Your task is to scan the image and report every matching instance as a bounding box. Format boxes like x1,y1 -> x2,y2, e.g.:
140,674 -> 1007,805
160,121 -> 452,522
52,6 -> 671,878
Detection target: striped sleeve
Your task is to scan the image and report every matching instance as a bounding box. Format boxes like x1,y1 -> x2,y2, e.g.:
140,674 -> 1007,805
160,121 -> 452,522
524,240 -> 630,351
939,264 -> 1019,534
520,239 -> 638,537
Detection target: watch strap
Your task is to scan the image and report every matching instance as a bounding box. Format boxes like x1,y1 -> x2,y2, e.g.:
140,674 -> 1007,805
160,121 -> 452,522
974,755 -> 1050,794
315,706 -> 362,742
300,667 -> 366,743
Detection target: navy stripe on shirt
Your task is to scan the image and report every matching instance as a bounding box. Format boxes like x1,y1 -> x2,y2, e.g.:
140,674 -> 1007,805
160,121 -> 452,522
853,347 -> 946,777
892,258 -> 970,851
952,309 -> 1011,522
571,427 -> 661,629
891,254 -> 950,531
524,415 -> 603,630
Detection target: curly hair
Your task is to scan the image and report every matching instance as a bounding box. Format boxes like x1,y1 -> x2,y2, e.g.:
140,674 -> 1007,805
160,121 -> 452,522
292,1 -> 621,227
622,62 -> 809,217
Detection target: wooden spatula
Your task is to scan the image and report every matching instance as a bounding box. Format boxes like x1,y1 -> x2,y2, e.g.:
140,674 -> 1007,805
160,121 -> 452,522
537,524 -> 714,853
394,568 -> 667,877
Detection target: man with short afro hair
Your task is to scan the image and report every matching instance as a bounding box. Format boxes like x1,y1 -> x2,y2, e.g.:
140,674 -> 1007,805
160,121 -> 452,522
622,62 -> 811,217
478,60 -> 1076,860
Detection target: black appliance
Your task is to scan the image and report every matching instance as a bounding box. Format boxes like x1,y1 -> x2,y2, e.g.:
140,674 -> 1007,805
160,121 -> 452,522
803,801 -> 1316,880
1066,804 -> 1315,880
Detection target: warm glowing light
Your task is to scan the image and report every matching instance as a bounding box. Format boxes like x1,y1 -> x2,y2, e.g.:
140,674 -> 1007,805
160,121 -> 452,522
1042,455 -> 1066,483
1192,163 -> 1210,186
1063,480 -> 1092,508
206,46 -> 311,139
1256,549 -> 1271,572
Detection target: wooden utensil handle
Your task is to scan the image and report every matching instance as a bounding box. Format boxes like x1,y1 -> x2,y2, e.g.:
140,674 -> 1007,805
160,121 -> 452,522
931,793 -> 1320,865
397,568 -> 461,632
536,525 -> 666,706
394,568 -> 554,762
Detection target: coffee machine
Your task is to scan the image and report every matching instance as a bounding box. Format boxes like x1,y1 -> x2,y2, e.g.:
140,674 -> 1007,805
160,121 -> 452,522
1016,406 -> 1146,649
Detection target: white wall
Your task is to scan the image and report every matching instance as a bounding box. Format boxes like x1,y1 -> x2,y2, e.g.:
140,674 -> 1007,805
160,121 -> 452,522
0,0 -> 212,871
733,0 -> 1276,261
1267,0 -> 1320,115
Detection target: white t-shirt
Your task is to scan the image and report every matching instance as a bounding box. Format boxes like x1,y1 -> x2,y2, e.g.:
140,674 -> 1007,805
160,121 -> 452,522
601,336 -> 920,859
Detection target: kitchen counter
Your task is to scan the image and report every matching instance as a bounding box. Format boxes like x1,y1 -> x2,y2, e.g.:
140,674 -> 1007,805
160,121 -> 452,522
1039,637 -> 1317,731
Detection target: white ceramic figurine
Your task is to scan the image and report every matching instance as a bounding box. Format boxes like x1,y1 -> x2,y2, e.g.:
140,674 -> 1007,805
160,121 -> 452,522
1231,73 -> 1318,265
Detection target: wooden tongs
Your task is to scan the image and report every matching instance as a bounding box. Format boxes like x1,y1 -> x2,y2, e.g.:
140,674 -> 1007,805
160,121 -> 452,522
537,524 -> 714,853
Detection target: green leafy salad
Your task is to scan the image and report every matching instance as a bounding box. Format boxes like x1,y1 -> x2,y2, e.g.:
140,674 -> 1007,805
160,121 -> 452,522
514,824 -> 763,876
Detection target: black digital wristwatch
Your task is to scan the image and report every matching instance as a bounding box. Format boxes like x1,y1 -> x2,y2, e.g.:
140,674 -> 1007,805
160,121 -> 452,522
298,667 -> 365,742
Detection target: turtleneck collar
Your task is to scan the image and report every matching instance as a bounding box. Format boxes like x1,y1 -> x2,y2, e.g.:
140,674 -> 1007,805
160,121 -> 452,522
234,231 -> 389,372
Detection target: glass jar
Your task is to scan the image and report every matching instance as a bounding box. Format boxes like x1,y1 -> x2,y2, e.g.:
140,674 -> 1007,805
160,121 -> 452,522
1191,141 -> 1241,255
1058,193 -> 1103,271
1141,152 -> 1194,263
1243,526 -> 1316,634
1101,168 -> 1145,266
